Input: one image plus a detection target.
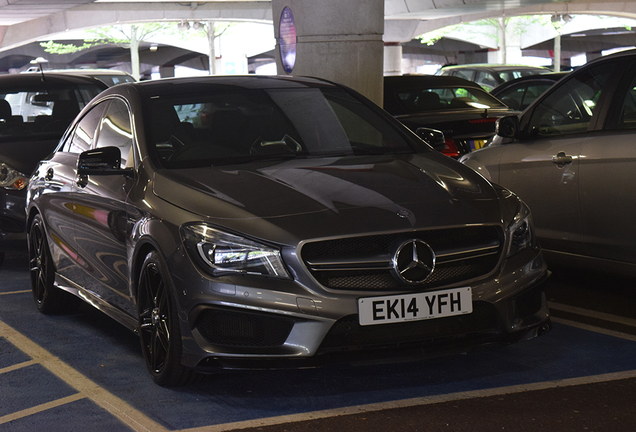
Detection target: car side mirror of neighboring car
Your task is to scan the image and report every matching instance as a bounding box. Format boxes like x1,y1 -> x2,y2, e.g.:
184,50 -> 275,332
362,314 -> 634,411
415,127 -> 446,151
496,116 -> 519,140
78,147 -> 134,178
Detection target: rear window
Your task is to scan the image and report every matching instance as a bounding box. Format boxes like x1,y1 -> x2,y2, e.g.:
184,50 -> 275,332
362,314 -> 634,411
393,86 -> 507,113
0,83 -> 104,142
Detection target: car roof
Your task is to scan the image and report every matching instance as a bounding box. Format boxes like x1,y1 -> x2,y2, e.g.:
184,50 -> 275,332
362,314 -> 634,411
0,72 -> 110,89
115,75 -> 341,97
439,64 -> 550,72
384,74 -> 483,89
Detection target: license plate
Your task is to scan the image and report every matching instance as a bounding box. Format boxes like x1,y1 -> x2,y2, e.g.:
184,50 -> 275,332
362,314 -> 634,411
470,139 -> 487,151
358,287 -> 472,326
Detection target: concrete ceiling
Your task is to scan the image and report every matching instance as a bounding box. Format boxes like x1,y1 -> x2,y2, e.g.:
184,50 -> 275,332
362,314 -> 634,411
2,0 -> 636,52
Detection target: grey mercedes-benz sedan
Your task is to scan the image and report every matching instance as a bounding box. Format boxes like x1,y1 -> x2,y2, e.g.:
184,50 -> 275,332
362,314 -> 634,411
26,75 -> 550,386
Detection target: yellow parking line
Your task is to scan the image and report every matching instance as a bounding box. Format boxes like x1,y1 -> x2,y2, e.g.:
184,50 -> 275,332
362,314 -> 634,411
549,302 -> 636,328
552,317 -> 636,342
0,359 -> 37,375
0,290 -> 30,296
0,318 -> 168,432
0,394 -> 86,425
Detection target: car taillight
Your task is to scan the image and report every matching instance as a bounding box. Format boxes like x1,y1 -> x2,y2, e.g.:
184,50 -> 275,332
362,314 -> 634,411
441,139 -> 460,158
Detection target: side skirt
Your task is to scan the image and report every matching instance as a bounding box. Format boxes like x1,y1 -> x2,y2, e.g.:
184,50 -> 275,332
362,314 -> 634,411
54,273 -> 139,333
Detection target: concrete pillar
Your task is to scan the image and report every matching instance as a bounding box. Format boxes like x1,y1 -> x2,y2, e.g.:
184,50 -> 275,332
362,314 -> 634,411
383,43 -> 402,76
271,0 -> 384,106
554,34 -> 562,72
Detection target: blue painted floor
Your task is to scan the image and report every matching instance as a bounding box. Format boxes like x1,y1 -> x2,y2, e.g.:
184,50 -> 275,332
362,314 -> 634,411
2,245 -> 636,431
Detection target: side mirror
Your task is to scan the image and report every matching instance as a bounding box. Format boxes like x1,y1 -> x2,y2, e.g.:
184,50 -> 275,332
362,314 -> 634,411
496,116 -> 519,139
415,127 -> 446,151
78,147 -> 133,177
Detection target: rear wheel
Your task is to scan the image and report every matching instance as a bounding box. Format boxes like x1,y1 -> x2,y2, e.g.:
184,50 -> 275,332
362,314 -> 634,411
137,250 -> 201,386
28,214 -> 79,314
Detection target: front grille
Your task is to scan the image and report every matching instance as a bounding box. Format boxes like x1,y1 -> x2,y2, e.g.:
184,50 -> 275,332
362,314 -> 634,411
301,226 -> 503,291
195,306 -> 295,348
318,301 -> 500,353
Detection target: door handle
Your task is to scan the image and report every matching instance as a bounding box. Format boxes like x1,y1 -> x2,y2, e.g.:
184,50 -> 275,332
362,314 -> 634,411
552,151 -> 573,168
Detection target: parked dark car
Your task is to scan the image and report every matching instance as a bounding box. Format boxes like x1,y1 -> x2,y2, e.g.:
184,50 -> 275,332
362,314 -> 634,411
25,68 -> 136,87
491,72 -> 569,111
0,73 -> 107,234
436,64 -> 551,91
460,49 -> 636,276
26,75 -> 551,386
384,75 -> 517,157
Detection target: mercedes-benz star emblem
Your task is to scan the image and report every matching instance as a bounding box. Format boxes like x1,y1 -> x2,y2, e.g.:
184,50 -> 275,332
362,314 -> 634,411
392,239 -> 436,285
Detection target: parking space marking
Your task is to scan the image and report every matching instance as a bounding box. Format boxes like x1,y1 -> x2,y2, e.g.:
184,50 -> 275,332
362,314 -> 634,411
552,316 -> 636,342
0,290 -> 30,296
0,359 -> 37,375
0,394 -> 85,425
0,318 -> 169,432
181,369 -> 636,432
549,301 -> 636,328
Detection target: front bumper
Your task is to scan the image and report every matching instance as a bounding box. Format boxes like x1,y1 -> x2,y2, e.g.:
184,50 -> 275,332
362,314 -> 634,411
174,246 -> 551,372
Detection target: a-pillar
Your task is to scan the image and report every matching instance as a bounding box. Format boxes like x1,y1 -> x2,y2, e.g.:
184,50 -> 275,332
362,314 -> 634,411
271,0 -> 384,106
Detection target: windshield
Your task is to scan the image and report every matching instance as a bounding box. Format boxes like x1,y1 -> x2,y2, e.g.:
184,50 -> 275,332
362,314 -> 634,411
394,86 -> 507,113
0,83 -> 103,143
149,87 -> 419,169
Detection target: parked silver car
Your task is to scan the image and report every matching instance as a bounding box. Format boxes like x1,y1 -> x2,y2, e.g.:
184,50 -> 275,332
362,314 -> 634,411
26,76 -> 550,386
460,49 -> 636,275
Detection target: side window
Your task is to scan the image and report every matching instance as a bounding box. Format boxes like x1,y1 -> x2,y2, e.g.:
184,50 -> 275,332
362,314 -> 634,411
525,62 -> 615,138
475,71 -> 497,91
63,102 -> 107,153
94,99 -> 134,169
617,73 -> 636,129
453,69 -> 473,81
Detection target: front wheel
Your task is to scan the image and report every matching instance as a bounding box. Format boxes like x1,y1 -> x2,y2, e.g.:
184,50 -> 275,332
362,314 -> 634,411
137,250 -> 201,386
28,214 -> 79,314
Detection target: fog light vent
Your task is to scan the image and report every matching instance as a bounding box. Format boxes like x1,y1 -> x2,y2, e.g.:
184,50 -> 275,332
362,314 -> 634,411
195,306 -> 294,348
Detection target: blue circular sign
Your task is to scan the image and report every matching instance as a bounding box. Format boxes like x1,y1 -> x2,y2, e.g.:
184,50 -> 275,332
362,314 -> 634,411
279,7 -> 297,74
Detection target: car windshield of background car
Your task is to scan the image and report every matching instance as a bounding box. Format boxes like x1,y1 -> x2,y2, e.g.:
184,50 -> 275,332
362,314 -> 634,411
0,84 -> 104,142
396,86 -> 506,113
525,62 -> 616,138
497,82 -> 555,111
150,87 -> 419,168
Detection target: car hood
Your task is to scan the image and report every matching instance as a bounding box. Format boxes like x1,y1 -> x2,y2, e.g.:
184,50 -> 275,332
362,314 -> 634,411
152,153 -> 506,243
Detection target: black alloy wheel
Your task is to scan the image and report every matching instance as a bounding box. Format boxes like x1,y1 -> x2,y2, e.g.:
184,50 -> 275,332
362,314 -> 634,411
137,250 -> 199,386
28,214 -> 78,314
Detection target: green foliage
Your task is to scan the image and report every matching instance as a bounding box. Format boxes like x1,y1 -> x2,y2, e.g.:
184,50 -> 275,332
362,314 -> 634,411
40,40 -> 100,54
85,23 -> 176,47
417,24 -> 461,46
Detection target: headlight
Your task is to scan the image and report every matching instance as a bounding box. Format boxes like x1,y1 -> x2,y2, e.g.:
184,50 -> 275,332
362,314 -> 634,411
507,201 -> 535,257
0,163 -> 29,190
181,224 -> 290,279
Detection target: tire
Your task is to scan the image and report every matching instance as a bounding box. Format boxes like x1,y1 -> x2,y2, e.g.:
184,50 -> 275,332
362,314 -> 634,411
28,214 -> 80,314
137,250 -> 201,386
